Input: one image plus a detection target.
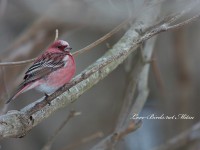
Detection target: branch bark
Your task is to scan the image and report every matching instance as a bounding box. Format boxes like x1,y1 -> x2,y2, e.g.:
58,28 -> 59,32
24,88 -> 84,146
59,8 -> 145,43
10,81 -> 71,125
0,5 -> 199,139
90,28 -> 158,150
0,0 -> 123,101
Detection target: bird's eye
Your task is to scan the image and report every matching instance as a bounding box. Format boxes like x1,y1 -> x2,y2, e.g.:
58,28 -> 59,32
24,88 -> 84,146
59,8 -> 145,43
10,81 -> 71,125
57,45 -> 62,49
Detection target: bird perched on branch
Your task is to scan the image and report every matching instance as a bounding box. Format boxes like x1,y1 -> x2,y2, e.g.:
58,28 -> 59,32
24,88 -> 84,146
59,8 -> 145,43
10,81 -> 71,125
6,40 -> 76,103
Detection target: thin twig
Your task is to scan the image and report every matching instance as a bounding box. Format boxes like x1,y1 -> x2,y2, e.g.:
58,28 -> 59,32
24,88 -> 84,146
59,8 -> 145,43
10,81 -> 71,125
0,8 -> 199,139
115,51 -> 142,131
127,38 -> 157,118
0,58 -> 36,66
151,52 -> 166,97
54,29 -> 59,41
0,19 -> 129,67
72,19 -> 129,57
1,11 -> 199,67
0,65 -> 9,98
167,13 -> 200,30
0,61 -> 9,115
111,120 -> 142,143
153,121 -> 200,150
91,120 -> 142,150
42,110 -> 81,150
138,13 -> 200,44
60,131 -> 104,150
104,34 -> 157,150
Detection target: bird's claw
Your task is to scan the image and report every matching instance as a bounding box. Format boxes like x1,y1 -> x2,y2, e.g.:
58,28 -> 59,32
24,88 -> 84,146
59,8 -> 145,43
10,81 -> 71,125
45,93 -> 49,98
44,93 -> 51,105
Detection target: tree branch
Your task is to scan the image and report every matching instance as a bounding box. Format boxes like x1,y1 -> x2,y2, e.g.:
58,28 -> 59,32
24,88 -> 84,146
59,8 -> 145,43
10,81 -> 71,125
0,18 -> 128,66
0,8 -> 199,139
153,121 -> 200,150
0,64 -> 9,115
91,26 -> 158,150
41,110 -> 81,150
60,131 -> 104,150
91,120 -> 142,150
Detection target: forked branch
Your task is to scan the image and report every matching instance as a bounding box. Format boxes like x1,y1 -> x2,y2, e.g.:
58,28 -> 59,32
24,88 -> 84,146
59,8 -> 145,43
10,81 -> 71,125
0,8 -> 199,139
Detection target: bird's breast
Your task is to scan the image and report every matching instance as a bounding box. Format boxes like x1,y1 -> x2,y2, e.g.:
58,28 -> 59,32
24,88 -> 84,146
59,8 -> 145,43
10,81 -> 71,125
36,55 -> 76,93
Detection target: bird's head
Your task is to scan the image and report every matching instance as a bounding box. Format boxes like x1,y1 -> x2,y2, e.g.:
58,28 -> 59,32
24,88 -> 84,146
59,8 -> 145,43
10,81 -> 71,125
50,40 -> 72,52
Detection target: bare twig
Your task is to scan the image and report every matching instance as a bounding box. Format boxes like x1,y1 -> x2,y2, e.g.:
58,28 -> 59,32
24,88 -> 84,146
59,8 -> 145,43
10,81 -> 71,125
0,19 -> 129,66
0,58 -> 36,66
138,13 -> 200,45
0,66 -> 9,98
0,61 -> 9,115
151,53 -> 166,97
90,2 -> 160,149
94,31 -> 157,150
1,5 -> 199,67
0,12 -> 198,67
127,36 -> 158,124
60,132 -> 104,150
54,29 -> 59,41
153,121 -> 200,150
91,120 -> 142,150
167,13 -> 200,30
115,50 -> 143,131
42,110 -> 81,150
72,19 -> 129,57
0,0 -> 94,97
110,120 -> 142,143
0,8 -> 199,139
127,38 -> 156,117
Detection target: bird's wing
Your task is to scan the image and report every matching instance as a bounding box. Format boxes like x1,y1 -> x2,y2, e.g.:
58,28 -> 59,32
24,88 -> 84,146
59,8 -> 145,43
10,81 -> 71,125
23,52 -> 66,85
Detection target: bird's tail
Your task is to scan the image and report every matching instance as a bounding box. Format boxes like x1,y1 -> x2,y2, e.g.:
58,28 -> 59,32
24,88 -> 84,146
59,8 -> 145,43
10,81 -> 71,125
6,82 -> 38,104
5,84 -> 27,104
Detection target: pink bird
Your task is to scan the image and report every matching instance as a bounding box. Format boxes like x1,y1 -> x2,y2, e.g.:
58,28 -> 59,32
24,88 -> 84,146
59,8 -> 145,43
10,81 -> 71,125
6,40 -> 76,103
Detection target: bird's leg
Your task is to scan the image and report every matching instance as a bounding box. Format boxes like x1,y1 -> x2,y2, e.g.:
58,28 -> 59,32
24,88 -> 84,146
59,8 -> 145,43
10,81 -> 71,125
44,93 -> 49,98
44,93 -> 51,105
66,83 -> 71,92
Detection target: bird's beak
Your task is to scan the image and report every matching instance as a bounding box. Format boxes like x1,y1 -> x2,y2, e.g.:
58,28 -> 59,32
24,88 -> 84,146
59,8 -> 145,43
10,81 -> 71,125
65,47 -> 72,51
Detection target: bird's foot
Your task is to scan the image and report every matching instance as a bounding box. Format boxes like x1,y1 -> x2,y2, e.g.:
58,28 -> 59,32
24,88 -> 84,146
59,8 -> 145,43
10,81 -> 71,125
44,93 -> 51,105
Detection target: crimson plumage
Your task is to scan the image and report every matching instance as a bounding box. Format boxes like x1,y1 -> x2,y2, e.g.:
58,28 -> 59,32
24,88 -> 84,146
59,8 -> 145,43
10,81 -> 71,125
6,40 -> 76,103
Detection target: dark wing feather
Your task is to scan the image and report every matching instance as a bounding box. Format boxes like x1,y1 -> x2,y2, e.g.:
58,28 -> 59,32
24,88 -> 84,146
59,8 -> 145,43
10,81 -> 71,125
23,52 -> 66,85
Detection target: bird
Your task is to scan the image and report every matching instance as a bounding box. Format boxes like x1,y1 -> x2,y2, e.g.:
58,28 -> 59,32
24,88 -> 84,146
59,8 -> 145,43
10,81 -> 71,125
6,40 -> 76,104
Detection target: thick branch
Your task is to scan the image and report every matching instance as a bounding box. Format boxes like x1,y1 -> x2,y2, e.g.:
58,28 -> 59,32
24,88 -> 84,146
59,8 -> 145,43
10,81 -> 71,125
0,8 -> 199,139
91,29 -> 158,150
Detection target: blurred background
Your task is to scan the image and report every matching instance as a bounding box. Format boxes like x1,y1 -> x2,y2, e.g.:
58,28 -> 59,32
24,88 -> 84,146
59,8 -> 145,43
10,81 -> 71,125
1,0 -> 200,150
